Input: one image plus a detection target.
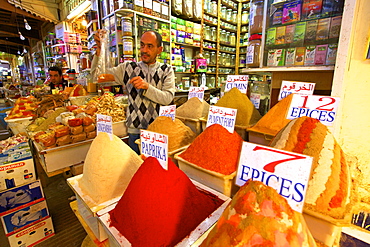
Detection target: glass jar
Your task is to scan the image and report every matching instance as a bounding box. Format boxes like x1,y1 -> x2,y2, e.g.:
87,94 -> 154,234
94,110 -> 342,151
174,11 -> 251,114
210,27 -> 217,42
221,6 -> 227,19
225,53 -> 231,66
246,34 -> 261,68
226,31 -> 231,44
230,32 -> 236,46
211,1 -> 217,13
134,0 -> 144,12
152,0 -> 161,17
210,51 -> 216,65
250,0 -> 264,34
230,54 -> 236,66
143,0 -> 153,15
226,8 -> 233,22
250,81 -> 270,116
232,10 -> 237,23
122,17 -> 133,36
220,29 -> 226,43
204,25 -> 211,40
122,36 -> 134,55
121,0 -> 134,9
242,10 -> 249,24
204,51 -> 210,63
161,0 -> 169,20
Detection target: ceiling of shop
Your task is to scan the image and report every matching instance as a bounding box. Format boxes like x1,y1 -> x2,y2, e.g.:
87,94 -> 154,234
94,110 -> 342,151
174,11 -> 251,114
0,0 -> 56,55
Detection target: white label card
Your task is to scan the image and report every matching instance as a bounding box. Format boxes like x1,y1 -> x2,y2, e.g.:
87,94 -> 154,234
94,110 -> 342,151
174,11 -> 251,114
278,80 -> 316,101
236,142 -> 313,213
287,94 -> 340,126
96,114 -> 113,138
225,75 -> 249,94
140,130 -> 169,170
206,105 -> 237,133
188,87 -> 205,101
159,105 -> 176,121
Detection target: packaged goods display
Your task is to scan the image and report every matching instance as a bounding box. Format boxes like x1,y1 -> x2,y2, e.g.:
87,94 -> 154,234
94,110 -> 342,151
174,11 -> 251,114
271,116 -> 352,220
147,116 -> 196,152
179,124 -> 243,175
201,180 -> 317,246
109,156 -> 223,247
79,132 -> 143,205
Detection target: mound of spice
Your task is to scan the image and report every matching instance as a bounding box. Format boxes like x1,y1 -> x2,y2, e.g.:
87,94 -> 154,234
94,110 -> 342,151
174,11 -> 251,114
147,116 -> 196,152
214,87 -> 261,126
248,93 -> 293,136
109,157 -> 223,247
179,124 -> 243,175
176,97 -> 210,119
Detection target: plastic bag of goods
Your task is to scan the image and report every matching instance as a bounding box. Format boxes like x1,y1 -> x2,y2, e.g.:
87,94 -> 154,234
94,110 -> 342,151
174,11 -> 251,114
93,29 -> 115,84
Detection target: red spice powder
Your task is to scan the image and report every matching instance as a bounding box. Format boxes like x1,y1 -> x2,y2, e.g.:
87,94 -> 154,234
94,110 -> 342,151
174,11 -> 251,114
329,148 -> 347,209
292,117 -> 319,154
109,157 -> 223,247
179,124 -> 243,175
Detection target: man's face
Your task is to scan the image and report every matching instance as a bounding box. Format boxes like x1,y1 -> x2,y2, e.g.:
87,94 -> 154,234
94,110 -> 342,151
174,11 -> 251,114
140,32 -> 163,65
49,71 -> 62,84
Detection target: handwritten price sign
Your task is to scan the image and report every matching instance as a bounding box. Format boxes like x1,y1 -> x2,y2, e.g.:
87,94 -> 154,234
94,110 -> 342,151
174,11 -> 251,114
236,142 -> 313,213
278,80 -> 316,101
96,114 -> 113,138
225,75 -> 249,94
287,94 -> 340,126
206,105 -> 237,133
140,130 -> 169,170
159,105 -> 176,121
188,87 -> 205,101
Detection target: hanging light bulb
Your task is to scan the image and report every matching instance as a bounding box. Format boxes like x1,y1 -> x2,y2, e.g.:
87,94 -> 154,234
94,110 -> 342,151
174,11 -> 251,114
17,50 -> 21,55
23,47 -> 27,54
81,17 -> 87,27
24,18 -> 31,30
19,31 -> 25,40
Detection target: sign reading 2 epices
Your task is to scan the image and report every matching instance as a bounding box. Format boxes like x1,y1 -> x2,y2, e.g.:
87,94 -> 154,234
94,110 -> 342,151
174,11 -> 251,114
236,142 -> 313,213
140,130 -> 169,170
287,94 -> 340,126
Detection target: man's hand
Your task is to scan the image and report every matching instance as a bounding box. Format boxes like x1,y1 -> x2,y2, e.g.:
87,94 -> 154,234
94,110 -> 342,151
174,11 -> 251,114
93,29 -> 106,56
130,76 -> 149,90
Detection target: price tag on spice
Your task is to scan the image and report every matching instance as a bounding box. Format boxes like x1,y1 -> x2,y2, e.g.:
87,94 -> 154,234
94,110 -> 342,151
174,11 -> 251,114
188,87 -> 205,101
140,130 -> 169,170
225,75 -> 249,94
206,105 -> 237,133
96,114 -> 113,138
236,142 -> 313,213
159,105 -> 176,121
278,80 -> 315,101
287,94 -> 340,126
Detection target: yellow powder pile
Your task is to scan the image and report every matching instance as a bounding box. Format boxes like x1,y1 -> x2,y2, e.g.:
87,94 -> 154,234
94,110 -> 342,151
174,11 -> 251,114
248,93 -> 293,136
147,116 -> 196,152
176,97 -> 210,119
214,87 -> 261,126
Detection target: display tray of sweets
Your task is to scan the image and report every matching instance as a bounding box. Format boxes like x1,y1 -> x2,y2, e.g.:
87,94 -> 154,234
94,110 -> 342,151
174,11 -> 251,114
175,116 -> 202,135
98,179 -> 231,247
135,139 -> 188,166
199,117 -> 249,141
174,150 -> 239,197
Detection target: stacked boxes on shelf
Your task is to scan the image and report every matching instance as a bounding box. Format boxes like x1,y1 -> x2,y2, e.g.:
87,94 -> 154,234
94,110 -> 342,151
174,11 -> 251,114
0,138 -> 54,246
264,0 -> 344,67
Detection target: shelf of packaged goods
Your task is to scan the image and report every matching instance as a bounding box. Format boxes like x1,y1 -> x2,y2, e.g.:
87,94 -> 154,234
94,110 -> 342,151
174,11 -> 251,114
203,20 -> 218,28
220,18 -> 237,26
174,42 -> 201,48
204,11 -> 218,19
219,50 -> 236,55
240,66 -> 335,73
221,2 -> 238,11
203,38 -> 217,44
115,9 -> 170,23
174,71 -> 194,74
203,47 -> 218,51
219,41 -> 237,48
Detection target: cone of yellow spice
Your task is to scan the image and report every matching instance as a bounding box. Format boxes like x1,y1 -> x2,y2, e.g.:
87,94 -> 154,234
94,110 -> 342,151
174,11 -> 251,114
213,87 -> 261,127
248,93 -> 293,136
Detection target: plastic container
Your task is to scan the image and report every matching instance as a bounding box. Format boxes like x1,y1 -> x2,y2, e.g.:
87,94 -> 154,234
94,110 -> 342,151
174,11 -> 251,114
5,117 -> 33,135
249,0 -> 264,34
250,81 -> 270,116
174,151 -> 239,197
122,17 -> 133,36
122,36 -> 134,55
246,33 -> 262,68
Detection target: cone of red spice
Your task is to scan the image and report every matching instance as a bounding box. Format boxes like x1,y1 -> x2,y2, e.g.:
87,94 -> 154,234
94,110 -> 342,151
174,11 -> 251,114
179,124 -> 243,175
109,157 -> 223,247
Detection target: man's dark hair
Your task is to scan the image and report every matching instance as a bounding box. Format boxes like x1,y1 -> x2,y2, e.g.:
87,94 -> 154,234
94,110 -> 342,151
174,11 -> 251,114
49,66 -> 62,76
143,30 -> 162,47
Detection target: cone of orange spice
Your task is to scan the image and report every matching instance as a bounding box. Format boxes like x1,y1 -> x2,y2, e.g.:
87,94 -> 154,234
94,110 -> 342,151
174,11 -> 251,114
179,124 -> 243,175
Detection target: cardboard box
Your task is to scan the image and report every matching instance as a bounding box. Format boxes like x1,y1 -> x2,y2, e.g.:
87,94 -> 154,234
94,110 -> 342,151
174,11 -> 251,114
98,179 -> 231,247
7,216 -> 54,247
1,200 -> 49,236
175,151 -> 238,197
0,158 -> 36,191
0,180 -> 44,216
0,141 -> 32,164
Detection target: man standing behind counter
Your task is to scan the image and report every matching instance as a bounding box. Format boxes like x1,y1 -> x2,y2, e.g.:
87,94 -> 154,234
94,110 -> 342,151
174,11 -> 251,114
92,30 -> 175,154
